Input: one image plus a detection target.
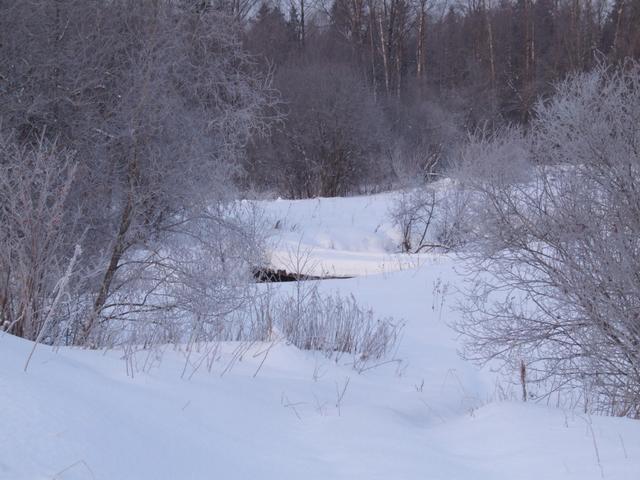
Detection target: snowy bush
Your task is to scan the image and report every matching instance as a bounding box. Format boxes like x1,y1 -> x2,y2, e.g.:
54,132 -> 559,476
212,280 -> 403,367
276,287 -> 402,362
430,186 -> 476,251
456,62 -> 640,417
0,135 -> 82,341
389,184 -> 476,254
389,188 -> 438,253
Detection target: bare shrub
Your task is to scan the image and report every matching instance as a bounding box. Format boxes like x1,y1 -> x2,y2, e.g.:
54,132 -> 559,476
389,182 -> 476,254
218,279 -> 403,368
455,62 -> 640,417
431,185 -> 476,252
386,94 -> 462,186
276,286 -> 402,362
89,203 -> 267,349
450,126 -> 531,186
0,134 -> 82,342
389,188 -> 438,253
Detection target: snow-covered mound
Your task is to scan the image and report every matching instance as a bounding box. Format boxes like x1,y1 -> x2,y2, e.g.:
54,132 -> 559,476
1,193 -> 639,480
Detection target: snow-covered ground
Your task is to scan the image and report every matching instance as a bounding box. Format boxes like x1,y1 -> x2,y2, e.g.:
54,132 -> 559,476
259,192 -> 438,277
1,193 -> 639,479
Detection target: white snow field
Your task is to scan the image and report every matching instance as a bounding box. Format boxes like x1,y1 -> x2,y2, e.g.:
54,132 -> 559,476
2,193 -> 639,480
259,192 -> 436,277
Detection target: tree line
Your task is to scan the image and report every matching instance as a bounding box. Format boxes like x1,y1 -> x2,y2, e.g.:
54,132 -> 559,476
246,0 -> 640,119
241,0 -> 640,196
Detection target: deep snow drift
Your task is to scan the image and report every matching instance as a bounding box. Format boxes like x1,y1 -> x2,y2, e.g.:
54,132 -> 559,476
1,193 -> 639,480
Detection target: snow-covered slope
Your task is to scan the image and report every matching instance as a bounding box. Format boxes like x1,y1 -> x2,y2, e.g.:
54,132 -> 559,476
1,194 -> 639,480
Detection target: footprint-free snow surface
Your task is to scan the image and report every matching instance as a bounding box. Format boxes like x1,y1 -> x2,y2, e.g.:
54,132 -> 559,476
1,193 -> 639,479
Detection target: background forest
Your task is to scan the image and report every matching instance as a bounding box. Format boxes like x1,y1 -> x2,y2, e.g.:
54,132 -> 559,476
242,0 -> 640,196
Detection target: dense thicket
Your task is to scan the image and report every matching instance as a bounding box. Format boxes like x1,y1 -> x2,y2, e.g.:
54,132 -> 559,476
0,0 -> 273,346
247,62 -> 391,197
